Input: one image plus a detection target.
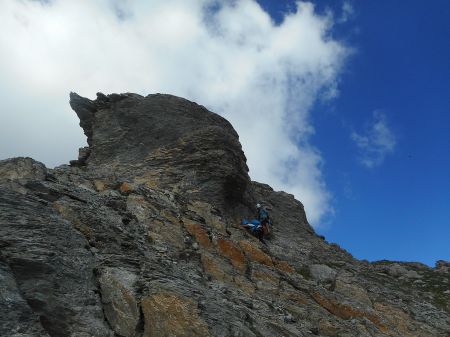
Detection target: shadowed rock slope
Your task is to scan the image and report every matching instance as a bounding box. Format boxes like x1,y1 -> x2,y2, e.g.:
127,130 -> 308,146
1,92 -> 449,337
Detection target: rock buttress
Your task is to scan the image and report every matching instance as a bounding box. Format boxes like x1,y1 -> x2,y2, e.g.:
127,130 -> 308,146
69,92 -> 250,214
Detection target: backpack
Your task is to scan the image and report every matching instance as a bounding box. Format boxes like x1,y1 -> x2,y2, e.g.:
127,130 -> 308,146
262,222 -> 270,236
259,207 -> 269,221
258,208 -> 271,236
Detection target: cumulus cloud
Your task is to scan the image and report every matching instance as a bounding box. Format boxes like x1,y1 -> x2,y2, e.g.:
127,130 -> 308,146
351,111 -> 397,168
0,0 -> 348,225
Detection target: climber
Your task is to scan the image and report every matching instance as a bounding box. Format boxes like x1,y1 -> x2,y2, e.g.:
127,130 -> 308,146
240,219 -> 266,244
256,203 -> 271,237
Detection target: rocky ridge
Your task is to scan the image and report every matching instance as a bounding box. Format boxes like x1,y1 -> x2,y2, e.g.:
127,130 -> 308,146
0,92 -> 449,337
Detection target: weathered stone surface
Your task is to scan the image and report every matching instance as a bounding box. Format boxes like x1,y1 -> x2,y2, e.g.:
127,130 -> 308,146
311,292 -> 388,333
141,291 -> 210,337
201,253 -> 233,282
274,259 -> 295,273
69,92 -> 250,214
1,92 -> 449,337
0,157 -> 46,182
251,266 -> 280,292
233,275 -> 256,295
334,279 -> 372,308
387,263 -> 409,277
436,260 -> 450,272
310,264 -> 337,283
148,215 -> 185,249
318,319 -> 339,337
239,240 -> 273,267
374,302 -> 436,337
187,201 -> 228,234
217,238 -> 247,273
0,261 -> 49,336
0,178 -> 113,337
404,269 -> 421,279
99,268 -> 139,337
185,221 -> 212,249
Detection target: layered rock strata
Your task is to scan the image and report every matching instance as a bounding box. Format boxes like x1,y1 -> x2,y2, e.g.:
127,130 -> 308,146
0,93 -> 448,337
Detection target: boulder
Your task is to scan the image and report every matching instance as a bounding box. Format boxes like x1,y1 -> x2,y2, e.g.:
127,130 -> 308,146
387,263 -> 409,277
310,264 -> 337,283
99,268 -> 139,337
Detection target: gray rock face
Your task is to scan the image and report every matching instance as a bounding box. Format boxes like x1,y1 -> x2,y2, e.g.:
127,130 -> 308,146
1,93 -> 449,337
99,268 -> 139,337
0,260 -> 49,337
387,263 -> 409,277
69,92 -> 250,213
310,264 -> 337,283
0,157 -> 46,182
436,260 -> 450,272
0,179 -> 112,337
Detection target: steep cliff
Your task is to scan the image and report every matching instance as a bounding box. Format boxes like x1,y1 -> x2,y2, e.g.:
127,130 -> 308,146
0,93 -> 448,337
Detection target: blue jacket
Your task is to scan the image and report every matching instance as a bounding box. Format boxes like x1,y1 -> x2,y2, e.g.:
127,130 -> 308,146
241,219 -> 262,232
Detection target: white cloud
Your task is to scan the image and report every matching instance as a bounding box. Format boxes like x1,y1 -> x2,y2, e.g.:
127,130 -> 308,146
339,1 -> 355,23
351,111 -> 397,168
0,0 -> 349,225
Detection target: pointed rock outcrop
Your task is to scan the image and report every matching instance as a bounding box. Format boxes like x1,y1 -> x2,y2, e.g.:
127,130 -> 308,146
69,92 -> 250,213
0,93 -> 448,337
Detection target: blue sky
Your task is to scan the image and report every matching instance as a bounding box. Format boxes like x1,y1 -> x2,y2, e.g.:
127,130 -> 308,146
258,0 -> 450,266
0,0 -> 448,266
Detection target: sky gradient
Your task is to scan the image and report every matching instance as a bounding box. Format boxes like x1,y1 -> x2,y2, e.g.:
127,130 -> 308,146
1,0 -> 448,266
313,0 -> 450,265
284,0 -> 450,266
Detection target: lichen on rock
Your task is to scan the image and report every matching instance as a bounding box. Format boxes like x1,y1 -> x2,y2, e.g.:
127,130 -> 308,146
0,92 -> 448,337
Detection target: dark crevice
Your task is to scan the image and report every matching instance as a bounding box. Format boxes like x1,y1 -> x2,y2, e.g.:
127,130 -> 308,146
3,260 -> 62,337
94,270 -> 116,337
134,305 -> 146,336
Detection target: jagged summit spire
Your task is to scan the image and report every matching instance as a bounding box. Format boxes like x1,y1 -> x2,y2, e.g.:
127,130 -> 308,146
69,92 -> 250,210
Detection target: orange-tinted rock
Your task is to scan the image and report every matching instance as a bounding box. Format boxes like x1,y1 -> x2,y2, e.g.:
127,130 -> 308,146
318,319 -> 339,337
239,240 -> 273,267
161,209 -> 180,225
53,202 -> 94,241
275,260 -> 295,273
374,302 -> 429,337
217,239 -> 246,273
99,268 -> 139,337
93,180 -> 107,192
201,253 -> 232,282
119,182 -> 132,194
279,280 -> 312,307
334,279 -> 372,307
311,292 -> 388,333
141,291 -> 210,337
281,289 -> 309,305
148,217 -> 185,249
251,268 -> 280,292
233,275 -> 256,295
134,173 -> 160,189
126,195 -> 158,223
185,222 -> 212,249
